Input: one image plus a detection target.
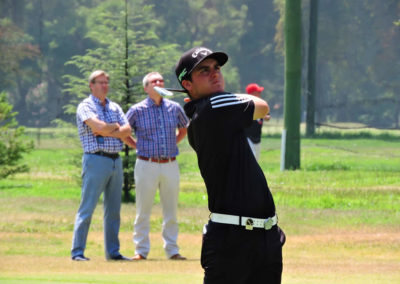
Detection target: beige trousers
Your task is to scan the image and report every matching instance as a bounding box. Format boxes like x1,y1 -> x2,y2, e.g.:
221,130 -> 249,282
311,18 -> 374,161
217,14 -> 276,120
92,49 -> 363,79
133,158 -> 180,258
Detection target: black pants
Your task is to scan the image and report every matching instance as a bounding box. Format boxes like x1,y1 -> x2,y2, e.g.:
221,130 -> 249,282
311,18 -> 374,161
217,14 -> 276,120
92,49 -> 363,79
201,221 -> 285,284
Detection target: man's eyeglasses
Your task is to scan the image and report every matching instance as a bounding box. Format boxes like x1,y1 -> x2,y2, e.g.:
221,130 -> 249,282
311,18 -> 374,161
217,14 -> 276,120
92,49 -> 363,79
149,79 -> 164,84
94,81 -> 109,85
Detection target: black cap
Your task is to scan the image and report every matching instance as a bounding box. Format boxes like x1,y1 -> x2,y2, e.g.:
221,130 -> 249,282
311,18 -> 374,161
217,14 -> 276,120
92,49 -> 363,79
175,47 -> 228,86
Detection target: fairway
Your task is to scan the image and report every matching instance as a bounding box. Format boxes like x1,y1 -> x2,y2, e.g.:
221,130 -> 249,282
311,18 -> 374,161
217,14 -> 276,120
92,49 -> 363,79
0,128 -> 400,283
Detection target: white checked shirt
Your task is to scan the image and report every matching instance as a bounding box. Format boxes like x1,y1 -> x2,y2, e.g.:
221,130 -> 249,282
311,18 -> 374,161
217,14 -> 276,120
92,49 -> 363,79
77,94 -> 128,153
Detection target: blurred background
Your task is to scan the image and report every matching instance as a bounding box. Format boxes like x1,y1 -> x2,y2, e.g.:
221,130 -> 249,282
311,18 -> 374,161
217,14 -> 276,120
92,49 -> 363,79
0,0 -> 399,130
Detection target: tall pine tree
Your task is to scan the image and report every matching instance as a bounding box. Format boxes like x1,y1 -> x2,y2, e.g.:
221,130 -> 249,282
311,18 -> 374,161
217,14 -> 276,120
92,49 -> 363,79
63,0 -> 178,199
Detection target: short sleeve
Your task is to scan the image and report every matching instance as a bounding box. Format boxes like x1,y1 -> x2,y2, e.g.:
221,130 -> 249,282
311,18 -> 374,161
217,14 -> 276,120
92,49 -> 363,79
77,101 -> 98,123
125,106 -> 137,128
176,105 -> 189,128
209,94 -> 254,131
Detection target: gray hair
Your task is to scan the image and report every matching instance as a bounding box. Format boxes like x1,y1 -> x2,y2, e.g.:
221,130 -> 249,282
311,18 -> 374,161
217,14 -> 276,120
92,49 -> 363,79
142,72 -> 162,87
88,70 -> 109,85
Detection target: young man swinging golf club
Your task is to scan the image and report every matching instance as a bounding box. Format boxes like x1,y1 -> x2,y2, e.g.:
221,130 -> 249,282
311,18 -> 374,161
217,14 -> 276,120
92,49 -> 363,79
174,47 -> 285,284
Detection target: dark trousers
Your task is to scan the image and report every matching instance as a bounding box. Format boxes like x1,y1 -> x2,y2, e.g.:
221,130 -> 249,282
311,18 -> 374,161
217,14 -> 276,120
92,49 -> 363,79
201,221 -> 285,284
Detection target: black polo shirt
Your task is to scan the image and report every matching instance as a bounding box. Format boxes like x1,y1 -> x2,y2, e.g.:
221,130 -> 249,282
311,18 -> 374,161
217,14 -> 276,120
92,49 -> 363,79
244,119 -> 263,143
184,92 -> 276,218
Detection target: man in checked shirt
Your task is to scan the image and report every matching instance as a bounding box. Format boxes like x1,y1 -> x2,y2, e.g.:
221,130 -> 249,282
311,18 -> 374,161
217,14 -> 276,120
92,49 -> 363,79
72,70 -> 135,261
126,72 -> 189,261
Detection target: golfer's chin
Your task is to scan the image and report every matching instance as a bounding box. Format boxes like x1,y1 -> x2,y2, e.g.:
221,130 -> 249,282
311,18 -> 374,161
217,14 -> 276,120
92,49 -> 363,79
211,84 -> 224,94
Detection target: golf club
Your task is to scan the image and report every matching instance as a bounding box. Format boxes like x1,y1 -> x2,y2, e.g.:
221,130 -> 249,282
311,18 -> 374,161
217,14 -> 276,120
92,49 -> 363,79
154,86 -> 173,96
154,86 -> 187,97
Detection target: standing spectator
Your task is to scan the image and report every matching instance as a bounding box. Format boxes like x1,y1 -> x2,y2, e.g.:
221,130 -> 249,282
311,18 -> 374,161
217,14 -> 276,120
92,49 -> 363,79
244,83 -> 270,161
72,70 -> 134,261
175,47 -> 285,283
126,72 -> 189,260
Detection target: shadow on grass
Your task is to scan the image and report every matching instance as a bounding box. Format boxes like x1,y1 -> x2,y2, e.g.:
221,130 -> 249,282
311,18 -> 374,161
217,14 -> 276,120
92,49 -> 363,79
264,131 -> 400,141
0,184 -> 32,190
304,163 -> 351,171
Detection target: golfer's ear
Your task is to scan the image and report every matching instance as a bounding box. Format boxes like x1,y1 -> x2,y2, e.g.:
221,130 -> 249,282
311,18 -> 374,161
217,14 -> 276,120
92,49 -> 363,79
182,80 -> 191,91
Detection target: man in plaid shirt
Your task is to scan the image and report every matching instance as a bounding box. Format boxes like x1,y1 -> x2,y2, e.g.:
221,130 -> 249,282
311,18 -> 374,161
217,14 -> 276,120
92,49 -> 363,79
71,70 -> 135,261
126,71 -> 189,261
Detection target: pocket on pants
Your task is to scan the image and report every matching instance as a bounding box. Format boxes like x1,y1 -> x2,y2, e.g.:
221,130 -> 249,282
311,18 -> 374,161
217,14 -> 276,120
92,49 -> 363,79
201,222 -> 227,270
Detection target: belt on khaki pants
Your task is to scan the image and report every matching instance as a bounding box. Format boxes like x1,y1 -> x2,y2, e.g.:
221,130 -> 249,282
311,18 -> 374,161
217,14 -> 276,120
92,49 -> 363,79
210,213 -> 278,230
137,156 -> 176,163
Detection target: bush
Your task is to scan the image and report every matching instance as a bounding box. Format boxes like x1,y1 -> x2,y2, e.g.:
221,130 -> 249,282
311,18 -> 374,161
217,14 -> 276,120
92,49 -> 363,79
0,92 -> 34,179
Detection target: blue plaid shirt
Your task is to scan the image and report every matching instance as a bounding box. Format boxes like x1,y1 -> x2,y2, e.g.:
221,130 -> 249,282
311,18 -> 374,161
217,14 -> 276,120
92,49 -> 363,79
126,97 -> 189,158
77,94 -> 128,153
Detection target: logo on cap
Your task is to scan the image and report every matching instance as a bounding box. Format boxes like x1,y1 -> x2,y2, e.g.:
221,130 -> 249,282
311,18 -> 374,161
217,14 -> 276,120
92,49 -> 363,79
175,46 -> 228,87
178,68 -> 187,82
192,47 -> 212,58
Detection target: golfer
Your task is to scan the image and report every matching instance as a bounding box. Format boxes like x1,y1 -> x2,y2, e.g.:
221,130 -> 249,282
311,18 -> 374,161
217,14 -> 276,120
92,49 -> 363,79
175,47 -> 285,283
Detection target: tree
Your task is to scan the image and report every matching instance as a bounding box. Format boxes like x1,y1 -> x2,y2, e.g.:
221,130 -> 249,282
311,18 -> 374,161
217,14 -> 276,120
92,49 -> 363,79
149,0 -> 247,92
0,92 -> 33,179
271,0 -> 400,129
237,0 -> 283,104
310,0 -> 400,128
0,0 -> 98,126
63,0 -> 179,199
365,1 -> 400,128
0,18 -> 39,96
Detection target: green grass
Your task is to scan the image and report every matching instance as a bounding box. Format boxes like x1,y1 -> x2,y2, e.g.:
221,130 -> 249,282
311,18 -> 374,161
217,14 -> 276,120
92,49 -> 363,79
0,127 -> 400,283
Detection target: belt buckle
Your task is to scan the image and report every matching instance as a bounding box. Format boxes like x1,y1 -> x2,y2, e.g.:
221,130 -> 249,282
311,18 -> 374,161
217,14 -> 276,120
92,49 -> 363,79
264,217 -> 274,230
245,218 -> 254,230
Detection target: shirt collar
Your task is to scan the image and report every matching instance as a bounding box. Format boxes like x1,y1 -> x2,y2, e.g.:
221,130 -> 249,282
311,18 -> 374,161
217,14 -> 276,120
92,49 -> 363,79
90,94 -> 109,106
146,96 -> 164,107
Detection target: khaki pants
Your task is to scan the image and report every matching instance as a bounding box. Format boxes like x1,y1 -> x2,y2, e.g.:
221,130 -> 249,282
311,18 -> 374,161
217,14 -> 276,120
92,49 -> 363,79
133,158 -> 181,258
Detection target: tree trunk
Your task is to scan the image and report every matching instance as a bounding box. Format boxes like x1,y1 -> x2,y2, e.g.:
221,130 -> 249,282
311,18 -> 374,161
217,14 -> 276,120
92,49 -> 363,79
281,0 -> 302,170
306,0 -> 319,136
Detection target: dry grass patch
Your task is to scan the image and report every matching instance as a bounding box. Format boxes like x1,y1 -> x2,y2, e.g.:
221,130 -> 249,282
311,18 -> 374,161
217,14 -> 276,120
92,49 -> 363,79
0,232 -> 203,283
283,228 -> 400,283
1,229 -> 399,283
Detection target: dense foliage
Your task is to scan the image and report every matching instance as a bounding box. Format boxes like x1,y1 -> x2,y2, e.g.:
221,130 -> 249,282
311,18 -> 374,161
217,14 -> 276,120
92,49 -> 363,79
0,92 -> 33,179
0,0 -> 399,128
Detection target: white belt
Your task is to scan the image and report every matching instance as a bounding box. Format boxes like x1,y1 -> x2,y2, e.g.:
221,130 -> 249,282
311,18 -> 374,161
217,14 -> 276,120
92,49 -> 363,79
210,213 -> 278,230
